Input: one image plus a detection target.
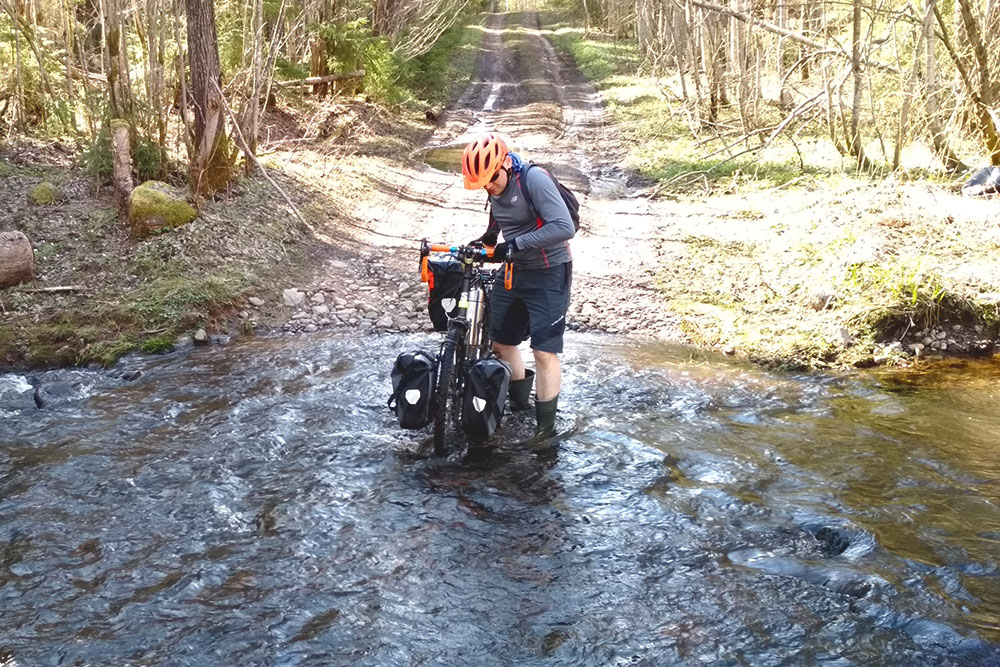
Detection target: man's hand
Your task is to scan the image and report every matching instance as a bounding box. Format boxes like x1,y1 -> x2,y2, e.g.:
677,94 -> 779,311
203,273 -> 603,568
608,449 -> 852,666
468,233 -> 498,248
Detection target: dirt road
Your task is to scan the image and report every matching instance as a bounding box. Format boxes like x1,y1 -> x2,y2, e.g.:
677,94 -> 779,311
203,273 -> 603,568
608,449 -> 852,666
276,10 -> 1000,369
283,11 -> 684,341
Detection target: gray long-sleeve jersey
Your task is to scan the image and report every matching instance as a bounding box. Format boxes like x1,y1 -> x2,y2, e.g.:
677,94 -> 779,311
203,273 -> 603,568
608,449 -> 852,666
487,166 -> 574,270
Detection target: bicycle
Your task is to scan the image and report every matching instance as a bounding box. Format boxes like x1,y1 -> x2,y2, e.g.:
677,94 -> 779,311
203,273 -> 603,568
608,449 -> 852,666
419,239 -> 510,456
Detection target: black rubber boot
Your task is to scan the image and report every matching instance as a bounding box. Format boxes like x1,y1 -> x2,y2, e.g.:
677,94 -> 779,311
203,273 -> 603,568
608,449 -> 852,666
508,369 -> 534,412
521,395 -> 558,454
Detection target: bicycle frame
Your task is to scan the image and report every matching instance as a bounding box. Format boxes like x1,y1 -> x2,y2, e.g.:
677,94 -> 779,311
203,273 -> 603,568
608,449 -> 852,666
420,240 -> 502,455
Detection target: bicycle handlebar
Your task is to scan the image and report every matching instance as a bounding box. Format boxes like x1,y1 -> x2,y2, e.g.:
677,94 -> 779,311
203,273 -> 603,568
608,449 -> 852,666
419,238 -> 503,284
420,239 -> 495,259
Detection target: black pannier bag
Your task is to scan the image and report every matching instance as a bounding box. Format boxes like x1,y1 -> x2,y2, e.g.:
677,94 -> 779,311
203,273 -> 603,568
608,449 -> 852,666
427,257 -> 464,332
461,357 -> 511,440
387,350 -> 436,429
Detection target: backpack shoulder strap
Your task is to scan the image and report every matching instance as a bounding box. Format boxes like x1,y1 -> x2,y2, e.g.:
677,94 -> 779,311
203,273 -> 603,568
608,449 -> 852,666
516,164 -> 539,220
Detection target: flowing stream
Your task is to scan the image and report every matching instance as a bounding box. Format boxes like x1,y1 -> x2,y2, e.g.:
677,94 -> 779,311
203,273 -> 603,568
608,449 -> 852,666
1,333 -> 999,666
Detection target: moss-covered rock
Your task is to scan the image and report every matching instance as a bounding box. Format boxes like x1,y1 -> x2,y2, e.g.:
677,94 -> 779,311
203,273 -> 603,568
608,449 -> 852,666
28,181 -> 64,205
129,181 -> 197,237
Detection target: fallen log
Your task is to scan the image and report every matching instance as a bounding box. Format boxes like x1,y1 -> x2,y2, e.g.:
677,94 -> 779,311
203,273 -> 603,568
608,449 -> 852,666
29,285 -> 85,293
273,70 -> 365,88
0,231 -> 35,288
425,106 -> 444,123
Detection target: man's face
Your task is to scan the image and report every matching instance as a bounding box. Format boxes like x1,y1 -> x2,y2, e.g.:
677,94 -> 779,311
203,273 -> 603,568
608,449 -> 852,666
484,165 -> 508,196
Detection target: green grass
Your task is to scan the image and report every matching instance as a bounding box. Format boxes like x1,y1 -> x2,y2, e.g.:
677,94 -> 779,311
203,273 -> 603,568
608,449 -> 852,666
0,269 -> 250,368
400,21 -> 485,106
545,24 -> 641,83
541,16 -> 860,194
128,273 -> 248,328
842,259 -> 953,333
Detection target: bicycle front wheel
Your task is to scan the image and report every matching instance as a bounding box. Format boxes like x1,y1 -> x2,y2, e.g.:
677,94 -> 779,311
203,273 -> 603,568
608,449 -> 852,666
433,338 -> 458,456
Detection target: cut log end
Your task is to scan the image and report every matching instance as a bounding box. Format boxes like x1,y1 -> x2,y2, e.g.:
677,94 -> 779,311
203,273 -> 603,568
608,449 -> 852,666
0,231 -> 35,288
425,106 -> 444,123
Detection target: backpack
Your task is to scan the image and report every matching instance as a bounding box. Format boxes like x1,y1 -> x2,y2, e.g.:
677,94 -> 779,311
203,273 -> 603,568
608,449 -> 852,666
460,357 -> 511,441
387,350 -> 436,429
486,163 -> 581,233
519,164 -> 581,232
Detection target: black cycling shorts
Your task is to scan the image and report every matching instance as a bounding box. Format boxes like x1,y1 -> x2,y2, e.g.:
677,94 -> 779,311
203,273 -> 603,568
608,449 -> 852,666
489,262 -> 572,354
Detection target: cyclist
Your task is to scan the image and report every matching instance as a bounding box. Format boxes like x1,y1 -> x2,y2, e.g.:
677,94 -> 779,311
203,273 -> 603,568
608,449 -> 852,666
461,132 -> 574,450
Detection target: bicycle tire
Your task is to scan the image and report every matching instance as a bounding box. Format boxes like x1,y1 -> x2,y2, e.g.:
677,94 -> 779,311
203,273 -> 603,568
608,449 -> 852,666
433,338 -> 457,456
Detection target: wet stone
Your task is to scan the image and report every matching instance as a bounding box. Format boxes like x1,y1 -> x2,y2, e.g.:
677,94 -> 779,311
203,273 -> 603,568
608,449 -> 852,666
33,382 -> 77,408
282,288 -> 306,307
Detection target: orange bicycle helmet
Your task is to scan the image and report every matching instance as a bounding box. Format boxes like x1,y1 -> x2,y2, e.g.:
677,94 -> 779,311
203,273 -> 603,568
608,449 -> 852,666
462,133 -> 509,189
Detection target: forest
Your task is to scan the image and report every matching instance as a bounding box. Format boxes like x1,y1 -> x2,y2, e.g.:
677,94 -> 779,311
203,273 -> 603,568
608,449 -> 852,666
3,0 -> 998,187
2,0 -> 1000,369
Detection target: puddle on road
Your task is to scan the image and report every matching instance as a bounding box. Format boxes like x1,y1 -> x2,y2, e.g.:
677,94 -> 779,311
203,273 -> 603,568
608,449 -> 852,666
421,147 -> 465,173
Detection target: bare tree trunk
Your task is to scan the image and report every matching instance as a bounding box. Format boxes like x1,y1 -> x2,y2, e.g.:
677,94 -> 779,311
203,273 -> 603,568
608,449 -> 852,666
60,0 -> 77,133
2,0 -> 51,123
72,1 -> 98,139
247,0 -> 263,165
111,119 -> 133,221
173,0 -> 193,160
308,0 -> 330,97
956,0 -> 1000,163
673,2 -> 689,99
848,0 -> 868,169
922,0 -> 966,171
104,0 -> 134,122
27,0 -> 48,124
11,1 -> 25,130
637,0 -> 652,57
185,0 -> 234,197
689,3 -> 706,125
147,0 -> 167,173
894,2 -> 924,170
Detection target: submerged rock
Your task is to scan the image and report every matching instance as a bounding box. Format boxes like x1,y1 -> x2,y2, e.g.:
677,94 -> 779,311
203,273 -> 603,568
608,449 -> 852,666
33,381 -> 77,409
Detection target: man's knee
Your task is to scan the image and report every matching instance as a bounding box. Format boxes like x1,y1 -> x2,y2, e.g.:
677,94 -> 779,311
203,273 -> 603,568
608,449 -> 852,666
494,342 -> 519,356
532,349 -> 559,368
